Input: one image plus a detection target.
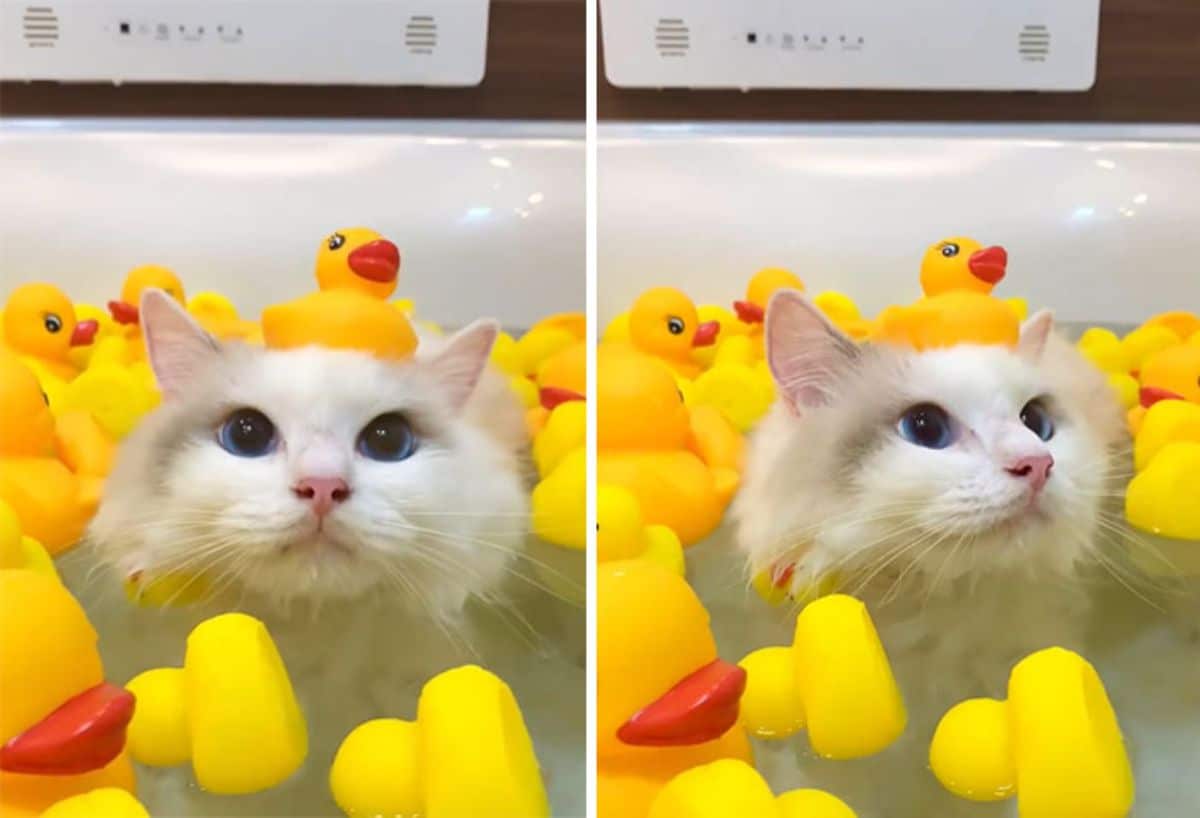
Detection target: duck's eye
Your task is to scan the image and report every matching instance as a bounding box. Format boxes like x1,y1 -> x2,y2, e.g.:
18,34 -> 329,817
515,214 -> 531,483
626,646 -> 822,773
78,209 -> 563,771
898,403 -> 955,449
940,242 -> 960,258
327,233 -> 346,251
217,408 -> 277,457
43,313 -> 63,333
41,391 -> 50,406
358,412 -> 417,462
1020,398 -> 1055,442
666,316 -> 686,335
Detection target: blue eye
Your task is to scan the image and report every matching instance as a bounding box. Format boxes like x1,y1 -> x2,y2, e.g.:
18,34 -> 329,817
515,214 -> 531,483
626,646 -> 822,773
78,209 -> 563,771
1021,398 -> 1055,441
898,403 -> 955,449
358,413 -> 417,462
217,408 -> 277,457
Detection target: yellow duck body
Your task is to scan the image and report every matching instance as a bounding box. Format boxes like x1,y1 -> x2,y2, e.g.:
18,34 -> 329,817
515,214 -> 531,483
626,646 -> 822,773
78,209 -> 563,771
626,287 -> 719,379
919,237 -> 1008,297
649,759 -> 858,818
598,345 -> 739,546
599,561 -> 752,818
2,284 -> 98,381
596,484 -> 684,574
261,289 -> 418,361
871,292 -> 1020,352
0,571 -> 136,818
315,227 -> 401,299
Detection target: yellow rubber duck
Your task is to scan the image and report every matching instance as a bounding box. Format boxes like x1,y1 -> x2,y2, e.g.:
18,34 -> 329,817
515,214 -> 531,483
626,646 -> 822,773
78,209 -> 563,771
812,291 -> 874,341
1077,327 -> 1128,374
1133,400 -> 1200,473
737,594 -> 906,759
649,759 -> 858,818
599,561 -> 752,818
690,304 -> 746,370
919,237 -> 1007,297
315,227 -> 401,299
598,345 -> 740,546
1137,343 -> 1200,408
185,291 -> 260,343
0,354 -> 111,554
930,647 -> 1133,818
106,264 -> 185,327
0,571 -> 137,818
872,292 -> 1020,352
533,400 -> 585,479
596,484 -> 685,575
0,500 -> 58,580
124,612 -> 307,795
1119,324 -> 1181,375
1126,441 -> 1200,543
3,284 -> 98,381
261,289 -> 418,361
66,304 -> 121,371
38,788 -> 149,818
531,446 -> 586,550
733,267 -> 805,331
329,664 -> 548,818
513,312 -> 586,377
528,340 -> 586,436
1143,310 -> 1200,343
687,338 -> 776,432
626,287 -> 719,379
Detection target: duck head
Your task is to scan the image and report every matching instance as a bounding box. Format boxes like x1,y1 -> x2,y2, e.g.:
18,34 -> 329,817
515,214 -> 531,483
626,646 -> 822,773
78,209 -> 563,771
629,287 -> 718,361
920,237 -> 1007,297
734,267 -> 804,325
108,265 -> 185,326
315,227 -> 401,299
3,284 -> 97,361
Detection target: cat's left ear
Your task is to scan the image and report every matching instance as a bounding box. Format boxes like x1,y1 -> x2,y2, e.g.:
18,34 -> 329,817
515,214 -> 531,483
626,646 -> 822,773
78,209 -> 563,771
1018,310 -> 1055,361
427,319 -> 499,411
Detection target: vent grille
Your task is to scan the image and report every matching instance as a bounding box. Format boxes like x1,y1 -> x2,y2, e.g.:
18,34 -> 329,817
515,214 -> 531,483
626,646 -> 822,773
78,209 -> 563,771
23,5 -> 58,47
655,17 -> 688,57
405,14 -> 436,54
1018,24 -> 1049,61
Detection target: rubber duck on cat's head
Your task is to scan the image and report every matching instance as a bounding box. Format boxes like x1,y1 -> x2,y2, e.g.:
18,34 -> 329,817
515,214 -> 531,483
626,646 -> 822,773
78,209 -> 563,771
920,237 -> 1007,297
3,283 -> 98,380
106,265 -> 185,327
627,287 -> 719,378
315,227 -> 401,299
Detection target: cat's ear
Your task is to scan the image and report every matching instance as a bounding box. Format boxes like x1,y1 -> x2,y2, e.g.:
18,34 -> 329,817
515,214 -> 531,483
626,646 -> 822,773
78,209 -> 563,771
141,288 -> 221,400
766,289 -> 859,411
1018,309 -> 1055,361
427,319 -> 499,411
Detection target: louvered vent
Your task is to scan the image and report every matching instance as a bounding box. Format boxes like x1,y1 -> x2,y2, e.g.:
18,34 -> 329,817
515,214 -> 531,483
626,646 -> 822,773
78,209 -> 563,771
1018,24 -> 1049,62
405,14 -> 436,54
23,5 -> 58,48
655,18 -> 688,57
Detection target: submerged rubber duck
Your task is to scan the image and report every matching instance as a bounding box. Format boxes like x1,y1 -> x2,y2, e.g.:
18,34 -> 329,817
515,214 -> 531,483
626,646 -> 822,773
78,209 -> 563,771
315,227 -> 401,299
599,561 -> 751,818
3,284 -> 98,380
919,237 -> 1007,297
598,345 -> 740,545
0,571 -> 136,818
596,484 -> 684,575
627,288 -> 719,378
650,759 -> 857,818
330,665 -> 548,818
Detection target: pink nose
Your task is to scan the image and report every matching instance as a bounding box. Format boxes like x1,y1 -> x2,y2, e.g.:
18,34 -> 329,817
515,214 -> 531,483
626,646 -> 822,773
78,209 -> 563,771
1006,454 -> 1054,494
293,477 -> 350,517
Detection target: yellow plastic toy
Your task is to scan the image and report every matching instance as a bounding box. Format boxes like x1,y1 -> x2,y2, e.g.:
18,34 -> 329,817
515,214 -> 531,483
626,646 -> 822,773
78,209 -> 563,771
648,759 -> 857,818
733,268 -> 805,331
812,291 -> 874,340
0,500 -> 59,581
124,612 -> 307,795
0,354 -> 109,553
531,446 -> 586,550
514,312 -> 586,377
533,400 -> 585,479
872,292 -> 1020,352
56,364 -> 159,440
528,340 -> 586,435
930,647 -> 1133,818
3,283 -> 98,380
598,561 -> 751,818
596,484 -> 684,574
919,237 -> 1007,297
690,304 -> 745,369
261,289 -> 419,361
315,227 -> 401,299
737,594 -> 906,759
1106,372 -> 1140,410
184,291 -> 259,342
1126,441 -> 1200,543
1120,324 -> 1181,375
688,350 -> 775,432
0,571 -> 137,818
38,787 -> 149,818
1077,327 -> 1127,374
329,664 -> 548,818
1132,399 -> 1200,472
1137,343 -> 1200,407
625,287 -> 719,378
66,304 -> 120,370
598,345 -> 740,546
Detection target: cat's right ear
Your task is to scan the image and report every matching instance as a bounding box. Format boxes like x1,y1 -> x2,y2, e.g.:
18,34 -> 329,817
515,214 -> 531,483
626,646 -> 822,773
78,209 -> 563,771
765,289 -> 859,411
141,288 -> 220,400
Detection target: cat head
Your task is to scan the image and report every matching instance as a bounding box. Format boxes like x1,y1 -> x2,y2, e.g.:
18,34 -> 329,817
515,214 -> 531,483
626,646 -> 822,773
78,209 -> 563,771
89,289 -> 527,611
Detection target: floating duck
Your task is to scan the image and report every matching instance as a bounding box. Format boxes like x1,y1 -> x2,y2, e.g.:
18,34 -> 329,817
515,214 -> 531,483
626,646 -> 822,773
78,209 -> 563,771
0,571 -> 136,818
599,561 -> 751,818
514,312 -> 586,377
38,787 -> 150,818
811,291 -> 874,340
733,268 -> 805,329
872,291 -> 1020,352
533,400 -> 585,479
124,612 -> 307,795
687,339 -> 775,432
1126,441 -> 1200,543
737,594 -> 905,758
1077,327 -> 1128,374
1143,310 -> 1200,342
56,364 -> 159,441
598,345 -> 739,545
3,284 -> 98,380
0,353 -> 110,553
1137,343 -> 1200,408
261,289 -> 418,361
649,759 -> 858,818
106,265 -> 185,329
690,305 -> 745,370
185,291 -> 260,343
330,665 -> 548,818
66,304 -> 121,371
528,340 -> 586,436
531,446 -> 585,550
930,647 -> 1133,818
1133,400 -> 1200,472
1119,324 -> 1181,375
596,484 -> 684,575
625,287 -> 719,378
315,227 -> 401,299
919,237 -> 1007,297
0,500 -> 58,581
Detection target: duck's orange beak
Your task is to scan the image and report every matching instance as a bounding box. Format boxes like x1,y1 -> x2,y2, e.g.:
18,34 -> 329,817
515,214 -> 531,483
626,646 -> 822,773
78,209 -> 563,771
107,300 -> 140,325
617,659 -> 746,747
692,321 -> 720,347
733,300 -> 764,324
540,386 -> 585,410
1139,386 -> 1185,408
0,683 -> 135,775
967,246 -> 1007,285
348,239 -> 401,284
70,319 -> 98,347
